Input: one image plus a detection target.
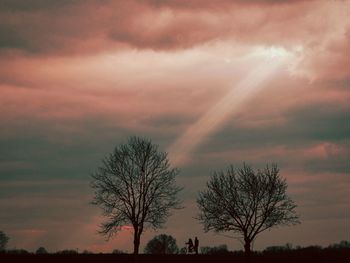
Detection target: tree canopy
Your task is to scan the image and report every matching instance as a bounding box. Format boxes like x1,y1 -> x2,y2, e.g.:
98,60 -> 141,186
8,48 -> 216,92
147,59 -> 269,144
36,247 -> 48,254
144,234 -> 179,254
197,163 -> 299,260
91,136 -> 182,254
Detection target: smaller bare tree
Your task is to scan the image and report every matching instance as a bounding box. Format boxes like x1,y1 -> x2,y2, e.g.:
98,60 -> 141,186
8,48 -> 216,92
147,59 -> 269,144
91,136 -> 182,254
197,163 -> 299,261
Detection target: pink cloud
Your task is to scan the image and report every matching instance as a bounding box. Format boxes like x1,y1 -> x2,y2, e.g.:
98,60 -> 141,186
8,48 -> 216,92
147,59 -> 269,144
1,0 -> 350,253
303,142 -> 347,160
198,141 -> 350,170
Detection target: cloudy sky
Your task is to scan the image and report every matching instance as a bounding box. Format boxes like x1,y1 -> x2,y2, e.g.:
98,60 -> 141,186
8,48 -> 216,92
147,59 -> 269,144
1,0 -> 350,253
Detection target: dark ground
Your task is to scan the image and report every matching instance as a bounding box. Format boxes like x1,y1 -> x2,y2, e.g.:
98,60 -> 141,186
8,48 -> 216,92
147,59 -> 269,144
2,251 -> 350,263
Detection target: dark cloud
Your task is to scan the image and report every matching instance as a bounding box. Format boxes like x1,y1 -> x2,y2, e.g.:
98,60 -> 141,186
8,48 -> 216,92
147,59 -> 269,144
191,99 -> 350,177
285,104 -> 350,142
0,115 -> 131,181
0,0 -> 79,11
0,0 -> 339,54
199,101 -> 350,151
0,25 -> 32,50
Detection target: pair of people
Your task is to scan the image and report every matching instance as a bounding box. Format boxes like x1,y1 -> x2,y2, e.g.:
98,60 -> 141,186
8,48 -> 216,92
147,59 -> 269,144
186,237 -> 199,254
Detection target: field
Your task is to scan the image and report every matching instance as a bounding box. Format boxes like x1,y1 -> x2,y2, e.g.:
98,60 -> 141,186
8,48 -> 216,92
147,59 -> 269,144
2,250 -> 350,263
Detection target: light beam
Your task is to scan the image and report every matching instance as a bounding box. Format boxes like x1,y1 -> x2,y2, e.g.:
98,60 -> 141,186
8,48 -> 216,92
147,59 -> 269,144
167,47 -> 293,166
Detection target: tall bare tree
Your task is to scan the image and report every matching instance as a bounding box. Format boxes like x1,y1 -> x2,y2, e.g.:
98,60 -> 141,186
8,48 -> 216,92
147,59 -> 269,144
197,163 -> 299,261
91,136 -> 182,254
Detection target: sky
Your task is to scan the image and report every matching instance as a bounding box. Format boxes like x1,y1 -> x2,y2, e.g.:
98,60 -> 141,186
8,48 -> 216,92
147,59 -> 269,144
1,0 -> 350,253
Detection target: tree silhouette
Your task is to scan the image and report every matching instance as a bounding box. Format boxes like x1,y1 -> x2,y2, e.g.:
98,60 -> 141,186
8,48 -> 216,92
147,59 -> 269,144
144,234 -> 179,254
36,247 -> 48,254
0,231 -> 9,251
200,244 -> 229,255
197,163 -> 299,261
91,136 -> 182,254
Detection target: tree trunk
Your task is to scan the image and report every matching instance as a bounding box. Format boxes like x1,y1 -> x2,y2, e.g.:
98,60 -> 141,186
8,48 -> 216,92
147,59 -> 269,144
244,238 -> 251,263
133,228 -> 140,255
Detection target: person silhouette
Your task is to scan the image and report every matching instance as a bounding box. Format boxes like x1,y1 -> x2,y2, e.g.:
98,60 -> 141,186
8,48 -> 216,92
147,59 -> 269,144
186,238 -> 194,253
194,237 -> 199,254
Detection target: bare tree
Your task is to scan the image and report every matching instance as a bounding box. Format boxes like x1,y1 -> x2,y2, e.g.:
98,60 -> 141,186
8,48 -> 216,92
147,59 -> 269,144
91,136 -> 182,254
197,163 -> 299,261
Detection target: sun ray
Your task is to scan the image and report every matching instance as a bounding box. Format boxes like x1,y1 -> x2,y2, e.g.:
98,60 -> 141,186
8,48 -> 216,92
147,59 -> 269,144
168,48 -> 293,166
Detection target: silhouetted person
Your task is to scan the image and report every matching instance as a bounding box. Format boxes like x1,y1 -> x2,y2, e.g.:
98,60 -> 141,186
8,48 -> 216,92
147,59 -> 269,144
194,237 -> 199,254
186,238 -> 194,253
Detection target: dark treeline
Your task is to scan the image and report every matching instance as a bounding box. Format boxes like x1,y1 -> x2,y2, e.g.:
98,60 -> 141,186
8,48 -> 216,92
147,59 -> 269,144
1,240 -> 350,255
1,245 -> 350,263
